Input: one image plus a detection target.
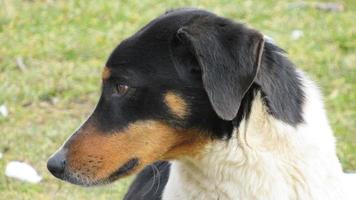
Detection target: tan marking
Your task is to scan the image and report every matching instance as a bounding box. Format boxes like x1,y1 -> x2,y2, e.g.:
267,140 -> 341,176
102,67 -> 111,80
164,92 -> 188,118
67,120 -> 209,181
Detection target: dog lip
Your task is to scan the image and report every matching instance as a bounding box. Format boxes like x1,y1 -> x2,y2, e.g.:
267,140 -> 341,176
57,158 -> 140,187
108,158 -> 140,181
61,169 -> 100,187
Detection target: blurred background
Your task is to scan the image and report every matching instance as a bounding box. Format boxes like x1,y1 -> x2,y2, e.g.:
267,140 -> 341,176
0,0 -> 355,199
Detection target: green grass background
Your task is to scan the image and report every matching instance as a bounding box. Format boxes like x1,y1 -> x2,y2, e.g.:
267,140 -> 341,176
0,0 -> 355,199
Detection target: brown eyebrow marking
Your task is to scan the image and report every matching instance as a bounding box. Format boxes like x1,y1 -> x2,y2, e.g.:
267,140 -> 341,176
164,91 -> 188,118
102,67 -> 111,80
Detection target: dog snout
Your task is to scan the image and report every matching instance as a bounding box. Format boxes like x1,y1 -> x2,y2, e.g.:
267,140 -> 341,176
47,149 -> 67,179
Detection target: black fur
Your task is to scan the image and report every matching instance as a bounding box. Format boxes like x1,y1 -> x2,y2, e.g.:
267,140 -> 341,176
124,161 -> 171,200
256,42 -> 304,125
94,8 -> 304,141
99,9 -> 237,139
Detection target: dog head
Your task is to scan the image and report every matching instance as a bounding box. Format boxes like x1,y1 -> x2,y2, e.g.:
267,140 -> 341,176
47,8 -> 264,186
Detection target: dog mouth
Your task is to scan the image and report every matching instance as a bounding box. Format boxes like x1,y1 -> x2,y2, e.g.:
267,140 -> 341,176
60,158 -> 140,186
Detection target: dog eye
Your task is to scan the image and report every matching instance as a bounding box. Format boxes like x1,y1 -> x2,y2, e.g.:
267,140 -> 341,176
114,84 -> 129,96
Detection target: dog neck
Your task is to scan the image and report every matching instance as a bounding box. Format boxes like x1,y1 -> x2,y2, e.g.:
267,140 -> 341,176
163,83 -> 346,200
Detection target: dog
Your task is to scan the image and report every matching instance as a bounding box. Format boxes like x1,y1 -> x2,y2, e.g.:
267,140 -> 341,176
47,8 -> 356,200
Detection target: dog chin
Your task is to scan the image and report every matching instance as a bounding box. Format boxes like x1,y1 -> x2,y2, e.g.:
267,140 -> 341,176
59,171 -> 108,187
62,158 -> 140,187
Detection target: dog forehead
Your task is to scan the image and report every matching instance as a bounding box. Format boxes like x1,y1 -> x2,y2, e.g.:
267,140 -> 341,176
104,9 -> 220,83
106,9 -> 216,63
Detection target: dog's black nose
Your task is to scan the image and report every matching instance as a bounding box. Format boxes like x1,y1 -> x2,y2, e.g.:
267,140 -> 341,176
47,149 -> 66,179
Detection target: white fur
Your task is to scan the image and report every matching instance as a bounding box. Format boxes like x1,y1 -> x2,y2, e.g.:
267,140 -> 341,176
162,72 -> 356,200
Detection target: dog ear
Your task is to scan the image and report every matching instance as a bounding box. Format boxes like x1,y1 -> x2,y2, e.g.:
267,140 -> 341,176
176,17 -> 265,120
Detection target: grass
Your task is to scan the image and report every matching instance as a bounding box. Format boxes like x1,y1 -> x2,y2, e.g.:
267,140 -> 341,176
0,0 -> 355,199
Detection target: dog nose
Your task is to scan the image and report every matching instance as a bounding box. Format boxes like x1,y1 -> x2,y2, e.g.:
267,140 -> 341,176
47,149 -> 66,178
